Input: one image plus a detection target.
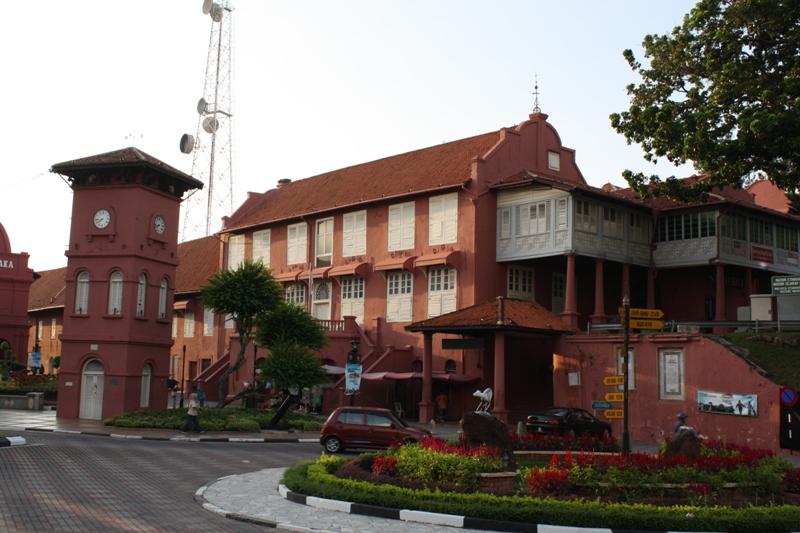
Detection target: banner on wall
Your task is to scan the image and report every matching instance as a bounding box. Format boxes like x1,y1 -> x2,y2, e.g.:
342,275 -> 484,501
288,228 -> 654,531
698,390 -> 757,417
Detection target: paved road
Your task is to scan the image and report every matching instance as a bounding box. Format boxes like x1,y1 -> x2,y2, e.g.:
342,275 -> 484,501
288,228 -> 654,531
0,431 -> 320,532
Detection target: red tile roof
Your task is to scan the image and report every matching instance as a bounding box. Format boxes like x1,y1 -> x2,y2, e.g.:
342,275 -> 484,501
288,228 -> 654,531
406,296 -> 574,334
28,267 -> 68,311
50,146 -> 203,189
224,131 -> 502,231
175,236 -> 222,294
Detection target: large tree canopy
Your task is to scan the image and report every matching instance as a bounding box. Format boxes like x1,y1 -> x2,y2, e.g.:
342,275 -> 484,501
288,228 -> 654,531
610,0 -> 800,201
199,259 -> 283,405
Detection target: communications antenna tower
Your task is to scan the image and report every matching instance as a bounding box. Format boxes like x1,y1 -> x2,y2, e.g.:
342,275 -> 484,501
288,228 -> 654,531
179,0 -> 236,242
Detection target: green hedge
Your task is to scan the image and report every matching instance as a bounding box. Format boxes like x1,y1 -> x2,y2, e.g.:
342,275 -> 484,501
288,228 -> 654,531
103,407 -> 324,432
282,459 -> 800,532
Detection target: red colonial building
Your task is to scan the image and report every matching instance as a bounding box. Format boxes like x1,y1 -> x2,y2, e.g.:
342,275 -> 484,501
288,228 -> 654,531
20,110 -> 800,452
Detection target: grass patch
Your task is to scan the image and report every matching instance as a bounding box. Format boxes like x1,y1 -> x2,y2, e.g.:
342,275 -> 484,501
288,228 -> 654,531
714,332 -> 800,390
103,407 -> 324,432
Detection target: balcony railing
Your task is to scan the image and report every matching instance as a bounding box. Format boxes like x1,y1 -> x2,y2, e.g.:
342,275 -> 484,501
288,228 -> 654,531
315,319 -> 346,332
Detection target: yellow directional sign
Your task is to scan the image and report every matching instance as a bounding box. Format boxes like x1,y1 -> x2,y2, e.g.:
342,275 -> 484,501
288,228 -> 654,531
622,318 -> 665,330
603,375 -> 625,386
604,392 -> 625,402
604,409 -> 625,419
619,307 -> 664,319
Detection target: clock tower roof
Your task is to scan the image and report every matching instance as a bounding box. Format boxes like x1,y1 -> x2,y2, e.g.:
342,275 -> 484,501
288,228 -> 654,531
51,147 -> 203,198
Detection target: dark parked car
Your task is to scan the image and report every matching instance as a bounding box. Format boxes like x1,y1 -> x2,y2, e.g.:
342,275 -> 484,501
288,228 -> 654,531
320,406 -> 431,453
526,407 -> 612,437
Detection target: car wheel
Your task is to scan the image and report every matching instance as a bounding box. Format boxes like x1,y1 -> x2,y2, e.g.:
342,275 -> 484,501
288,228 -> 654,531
601,429 -> 611,438
324,436 -> 343,453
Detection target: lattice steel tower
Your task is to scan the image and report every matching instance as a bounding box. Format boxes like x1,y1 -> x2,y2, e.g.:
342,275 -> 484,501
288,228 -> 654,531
179,0 -> 236,242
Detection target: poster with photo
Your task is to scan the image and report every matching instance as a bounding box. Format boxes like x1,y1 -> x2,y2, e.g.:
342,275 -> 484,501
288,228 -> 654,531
698,390 -> 757,417
344,363 -> 362,396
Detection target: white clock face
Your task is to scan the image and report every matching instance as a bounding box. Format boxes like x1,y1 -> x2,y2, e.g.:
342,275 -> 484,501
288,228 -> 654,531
93,209 -> 111,229
154,215 -> 166,235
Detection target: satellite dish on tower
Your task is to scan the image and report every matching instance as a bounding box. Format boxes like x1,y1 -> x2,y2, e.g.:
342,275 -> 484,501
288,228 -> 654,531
202,0 -> 213,15
211,3 -> 223,22
197,98 -> 208,114
180,133 -> 195,154
202,117 -> 220,133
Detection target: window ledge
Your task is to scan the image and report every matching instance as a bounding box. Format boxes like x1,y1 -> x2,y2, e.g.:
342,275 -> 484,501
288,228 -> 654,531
103,314 -> 124,319
134,316 -> 149,322
69,313 -> 90,318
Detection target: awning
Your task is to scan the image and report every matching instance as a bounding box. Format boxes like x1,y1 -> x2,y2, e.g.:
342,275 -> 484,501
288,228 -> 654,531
311,267 -> 332,280
274,271 -> 301,282
173,299 -> 193,310
374,256 -> 417,272
322,364 -> 346,375
414,250 -> 461,270
328,262 -> 369,278
360,371 -> 479,383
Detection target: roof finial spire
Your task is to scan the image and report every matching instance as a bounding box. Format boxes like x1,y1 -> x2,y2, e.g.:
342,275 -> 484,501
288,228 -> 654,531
532,74 -> 541,114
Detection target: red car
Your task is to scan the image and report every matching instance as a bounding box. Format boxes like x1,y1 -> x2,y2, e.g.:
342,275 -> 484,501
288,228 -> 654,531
320,406 -> 431,453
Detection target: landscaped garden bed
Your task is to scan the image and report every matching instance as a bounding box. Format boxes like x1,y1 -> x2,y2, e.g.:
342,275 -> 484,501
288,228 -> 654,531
283,435 -> 800,532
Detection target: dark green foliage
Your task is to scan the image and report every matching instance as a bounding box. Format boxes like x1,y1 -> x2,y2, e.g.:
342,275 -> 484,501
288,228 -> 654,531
610,0 -> 800,201
257,338 -> 328,393
255,301 -> 328,352
715,332 -> 800,390
102,407 -> 324,432
199,259 -> 284,405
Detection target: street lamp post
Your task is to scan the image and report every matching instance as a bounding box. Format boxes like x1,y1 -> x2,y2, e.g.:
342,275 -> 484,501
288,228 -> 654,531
622,295 -> 631,454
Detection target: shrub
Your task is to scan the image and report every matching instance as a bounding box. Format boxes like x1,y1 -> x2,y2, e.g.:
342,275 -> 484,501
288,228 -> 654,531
225,418 -> 261,432
783,467 -> 800,494
526,467 -> 570,495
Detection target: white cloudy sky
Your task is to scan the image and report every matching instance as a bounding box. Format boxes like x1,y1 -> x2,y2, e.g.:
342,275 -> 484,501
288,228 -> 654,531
1,0 -> 699,272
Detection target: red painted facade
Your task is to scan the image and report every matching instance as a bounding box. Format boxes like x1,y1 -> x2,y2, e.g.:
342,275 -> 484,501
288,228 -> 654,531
0,222 -> 34,363
52,148 -> 202,420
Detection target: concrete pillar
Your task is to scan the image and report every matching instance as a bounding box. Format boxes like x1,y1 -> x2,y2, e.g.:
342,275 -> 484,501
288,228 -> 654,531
647,267 -> 656,309
590,258 -> 608,325
490,331 -> 508,423
560,254 -> 580,328
418,332 -> 435,423
714,263 -> 728,333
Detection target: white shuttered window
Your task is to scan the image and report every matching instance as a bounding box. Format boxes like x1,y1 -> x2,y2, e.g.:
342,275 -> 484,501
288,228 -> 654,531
108,271 -> 123,315
340,276 -> 365,326
137,273 -> 147,316
427,267 -> 457,318
75,271 -> 89,314
386,272 -> 413,322
203,307 -> 214,336
287,223 -> 308,264
429,193 -> 458,245
388,202 -> 415,251
253,229 -> 271,266
342,211 -> 367,257
228,235 -> 245,270
184,310 -> 195,337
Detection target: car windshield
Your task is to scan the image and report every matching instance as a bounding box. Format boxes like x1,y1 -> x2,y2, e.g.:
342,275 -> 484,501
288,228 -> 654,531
543,408 -> 570,417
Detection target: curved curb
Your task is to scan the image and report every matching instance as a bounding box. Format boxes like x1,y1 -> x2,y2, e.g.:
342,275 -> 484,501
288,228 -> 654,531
0,436 -> 26,447
194,483 -> 282,529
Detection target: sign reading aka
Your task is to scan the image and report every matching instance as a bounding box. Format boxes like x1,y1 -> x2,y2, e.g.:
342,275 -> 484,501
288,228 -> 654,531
0,259 -> 15,269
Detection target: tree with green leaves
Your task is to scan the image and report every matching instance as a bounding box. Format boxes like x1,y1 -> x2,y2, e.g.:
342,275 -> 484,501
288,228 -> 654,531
199,259 -> 283,406
610,0 -> 800,201
255,301 -> 328,425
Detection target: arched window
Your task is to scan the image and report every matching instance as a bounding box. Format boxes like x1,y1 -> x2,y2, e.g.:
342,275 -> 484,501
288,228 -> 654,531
158,278 -> 168,319
108,271 -> 123,315
137,273 -> 147,316
445,359 -> 457,374
285,283 -> 305,305
75,271 -> 90,314
140,364 -> 151,407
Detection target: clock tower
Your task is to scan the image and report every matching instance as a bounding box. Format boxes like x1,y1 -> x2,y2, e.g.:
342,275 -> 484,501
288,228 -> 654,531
51,148 -> 202,419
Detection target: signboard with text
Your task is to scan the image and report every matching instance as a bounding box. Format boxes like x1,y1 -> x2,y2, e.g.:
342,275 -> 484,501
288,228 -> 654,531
773,275 -> 800,296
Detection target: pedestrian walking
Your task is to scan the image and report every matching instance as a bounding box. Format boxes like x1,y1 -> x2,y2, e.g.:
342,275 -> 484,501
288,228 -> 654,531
193,385 -> 206,407
435,392 -> 448,421
181,393 -> 205,434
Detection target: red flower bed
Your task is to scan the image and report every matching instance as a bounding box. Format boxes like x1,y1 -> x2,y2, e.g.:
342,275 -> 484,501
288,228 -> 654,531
422,436 -> 501,459
509,431 -> 618,452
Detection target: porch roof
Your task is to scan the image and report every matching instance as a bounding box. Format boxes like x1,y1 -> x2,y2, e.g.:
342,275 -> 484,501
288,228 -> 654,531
405,296 -> 575,335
